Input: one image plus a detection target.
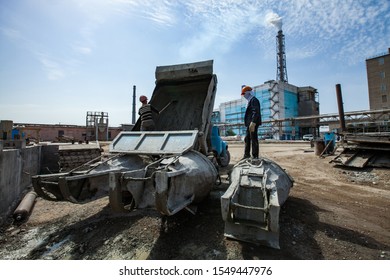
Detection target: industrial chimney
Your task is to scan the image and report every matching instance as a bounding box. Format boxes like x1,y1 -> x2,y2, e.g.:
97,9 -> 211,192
276,29 -> 288,83
267,12 -> 288,83
132,85 -> 136,124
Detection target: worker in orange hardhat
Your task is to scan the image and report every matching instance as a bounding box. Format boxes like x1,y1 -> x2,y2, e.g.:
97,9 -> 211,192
241,85 -> 262,159
138,95 -> 159,131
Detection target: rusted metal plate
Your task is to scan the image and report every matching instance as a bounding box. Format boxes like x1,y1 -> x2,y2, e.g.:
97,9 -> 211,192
109,130 -> 198,155
344,133 -> 390,145
344,151 -> 372,168
331,149 -> 390,168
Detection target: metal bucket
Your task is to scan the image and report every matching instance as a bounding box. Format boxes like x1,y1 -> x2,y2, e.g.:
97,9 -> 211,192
221,158 -> 294,249
314,140 -> 325,156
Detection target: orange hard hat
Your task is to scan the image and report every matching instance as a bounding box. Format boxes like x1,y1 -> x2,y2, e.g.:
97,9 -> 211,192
241,85 -> 252,95
139,95 -> 148,102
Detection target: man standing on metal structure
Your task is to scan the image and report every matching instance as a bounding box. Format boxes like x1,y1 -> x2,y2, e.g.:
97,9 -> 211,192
241,85 -> 262,159
138,95 -> 159,131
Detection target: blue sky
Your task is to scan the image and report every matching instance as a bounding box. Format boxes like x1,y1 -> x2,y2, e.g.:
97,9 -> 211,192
1,0 -> 389,126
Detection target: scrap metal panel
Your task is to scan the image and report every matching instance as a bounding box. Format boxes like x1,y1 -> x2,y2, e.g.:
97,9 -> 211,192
109,130 -> 199,155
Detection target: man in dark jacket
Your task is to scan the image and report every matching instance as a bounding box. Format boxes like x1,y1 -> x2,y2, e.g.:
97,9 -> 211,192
241,85 -> 262,159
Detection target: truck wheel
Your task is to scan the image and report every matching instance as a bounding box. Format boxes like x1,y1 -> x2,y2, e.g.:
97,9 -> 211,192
217,150 -> 230,167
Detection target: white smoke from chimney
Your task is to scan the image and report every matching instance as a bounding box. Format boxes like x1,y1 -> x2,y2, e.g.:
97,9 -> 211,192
265,11 -> 282,31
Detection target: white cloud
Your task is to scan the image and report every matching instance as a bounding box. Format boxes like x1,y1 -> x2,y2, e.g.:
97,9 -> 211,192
36,53 -> 66,80
178,1 -> 265,59
109,0 -> 177,27
275,0 -> 390,62
0,25 -> 67,80
72,44 -> 92,55
71,0 -> 389,63
0,26 -> 22,40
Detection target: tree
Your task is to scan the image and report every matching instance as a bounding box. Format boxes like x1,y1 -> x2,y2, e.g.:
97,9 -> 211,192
226,129 -> 236,136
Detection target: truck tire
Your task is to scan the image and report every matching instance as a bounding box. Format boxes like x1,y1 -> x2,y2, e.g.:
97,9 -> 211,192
217,150 -> 230,167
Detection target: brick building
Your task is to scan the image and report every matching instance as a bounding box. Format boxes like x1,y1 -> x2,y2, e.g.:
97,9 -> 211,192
366,48 -> 390,110
13,123 -> 122,142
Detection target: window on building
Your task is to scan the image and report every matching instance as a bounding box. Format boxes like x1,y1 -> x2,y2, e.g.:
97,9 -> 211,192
380,84 -> 387,92
58,130 -> 64,137
380,71 -> 386,79
378,57 -> 385,65
382,95 -> 388,103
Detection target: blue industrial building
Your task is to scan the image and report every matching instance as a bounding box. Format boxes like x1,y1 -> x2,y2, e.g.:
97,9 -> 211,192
213,26 -> 319,140
215,81 -> 319,140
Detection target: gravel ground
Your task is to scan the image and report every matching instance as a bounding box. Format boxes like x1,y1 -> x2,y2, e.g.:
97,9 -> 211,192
0,142 -> 389,260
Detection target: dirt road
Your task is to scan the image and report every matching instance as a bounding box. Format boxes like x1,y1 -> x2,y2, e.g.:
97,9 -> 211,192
0,142 -> 389,260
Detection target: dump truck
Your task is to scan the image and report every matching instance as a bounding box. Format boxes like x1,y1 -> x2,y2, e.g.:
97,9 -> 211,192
32,60 -> 220,215
31,60 -> 293,248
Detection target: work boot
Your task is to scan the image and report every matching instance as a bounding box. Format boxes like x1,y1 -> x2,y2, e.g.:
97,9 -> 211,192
240,155 -> 250,161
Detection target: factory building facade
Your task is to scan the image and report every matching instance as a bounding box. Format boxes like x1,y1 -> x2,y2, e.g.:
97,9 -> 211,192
216,81 -> 319,140
213,22 -> 319,140
366,48 -> 390,110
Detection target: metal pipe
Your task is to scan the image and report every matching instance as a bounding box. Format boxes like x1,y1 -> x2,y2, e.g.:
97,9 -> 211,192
13,191 -> 37,221
132,85 -> 136,124
335,84 -> 346,132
